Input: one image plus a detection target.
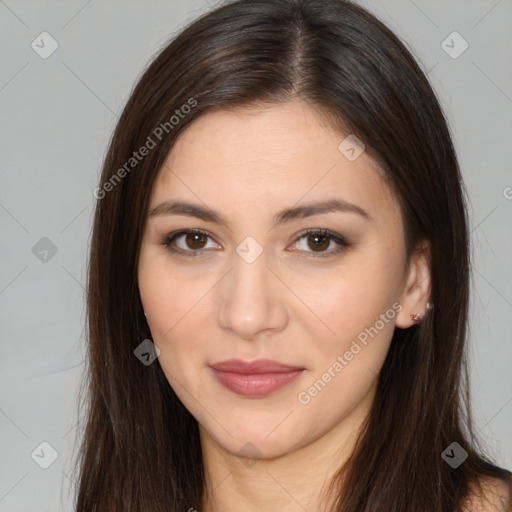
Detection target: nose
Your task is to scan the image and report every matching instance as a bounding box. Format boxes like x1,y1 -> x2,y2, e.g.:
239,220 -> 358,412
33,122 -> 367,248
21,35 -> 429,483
216,248 -> 289,341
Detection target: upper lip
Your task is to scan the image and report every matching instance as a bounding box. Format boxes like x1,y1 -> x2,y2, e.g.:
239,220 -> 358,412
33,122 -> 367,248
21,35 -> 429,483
209,358 -> 304,374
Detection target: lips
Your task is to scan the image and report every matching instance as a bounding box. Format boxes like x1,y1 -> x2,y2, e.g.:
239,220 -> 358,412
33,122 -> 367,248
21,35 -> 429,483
209,358 -> 306,398
210,358 -> 304,373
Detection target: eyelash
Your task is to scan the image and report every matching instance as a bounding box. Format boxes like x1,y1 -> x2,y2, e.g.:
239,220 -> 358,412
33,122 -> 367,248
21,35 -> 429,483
160,228 -> 349,259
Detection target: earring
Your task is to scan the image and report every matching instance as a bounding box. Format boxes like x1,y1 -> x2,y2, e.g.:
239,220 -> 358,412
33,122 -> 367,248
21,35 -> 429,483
410,302 -> 433,324
143,310 -> 147,317
410,312 -> 422,323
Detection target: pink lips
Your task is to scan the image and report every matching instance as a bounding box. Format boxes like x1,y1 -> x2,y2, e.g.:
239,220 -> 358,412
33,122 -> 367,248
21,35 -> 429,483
209,358 -> 305,398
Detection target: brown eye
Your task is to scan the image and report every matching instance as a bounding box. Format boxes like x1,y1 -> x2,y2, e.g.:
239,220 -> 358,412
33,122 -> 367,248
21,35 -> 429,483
184,232 -> 208,250
162,229 -> 219,256
292,229 -> 349,258
162,228 -> 349,259
306,233 -> 330,252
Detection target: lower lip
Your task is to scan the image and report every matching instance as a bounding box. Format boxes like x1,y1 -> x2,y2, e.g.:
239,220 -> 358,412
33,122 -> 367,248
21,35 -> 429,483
210,368 -> 305,397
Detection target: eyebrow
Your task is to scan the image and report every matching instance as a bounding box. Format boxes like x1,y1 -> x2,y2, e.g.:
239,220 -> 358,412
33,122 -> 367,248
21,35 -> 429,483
147,198 -> 372,226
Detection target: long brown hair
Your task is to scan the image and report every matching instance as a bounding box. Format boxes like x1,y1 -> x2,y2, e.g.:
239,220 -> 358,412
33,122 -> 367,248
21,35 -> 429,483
72,0 -> 510,510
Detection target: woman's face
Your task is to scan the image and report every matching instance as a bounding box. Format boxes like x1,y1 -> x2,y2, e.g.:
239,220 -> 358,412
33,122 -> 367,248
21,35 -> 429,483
138,99 -> 423,460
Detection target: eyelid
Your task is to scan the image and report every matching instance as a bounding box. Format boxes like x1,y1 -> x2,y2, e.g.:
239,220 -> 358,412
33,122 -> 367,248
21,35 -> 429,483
162,229 -> 220,257
288,228 -> 349,258
161,228 -> 349,258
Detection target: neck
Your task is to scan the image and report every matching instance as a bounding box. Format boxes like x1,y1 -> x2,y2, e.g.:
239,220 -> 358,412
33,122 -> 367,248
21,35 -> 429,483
199,382 -> 375,512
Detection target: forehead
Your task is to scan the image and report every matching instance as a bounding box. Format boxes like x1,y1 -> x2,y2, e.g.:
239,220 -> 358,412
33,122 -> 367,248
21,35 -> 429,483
151,100 -> 401,228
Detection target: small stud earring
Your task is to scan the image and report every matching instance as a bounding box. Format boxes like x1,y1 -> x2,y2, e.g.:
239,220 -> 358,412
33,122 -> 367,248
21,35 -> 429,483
410,302 -> 433,324
410,312 -> 423,323
143,310 -> 147,317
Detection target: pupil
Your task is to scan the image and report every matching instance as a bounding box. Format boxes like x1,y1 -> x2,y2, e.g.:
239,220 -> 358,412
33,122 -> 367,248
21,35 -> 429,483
186,233 -> 206,249
308,234 -> 329,251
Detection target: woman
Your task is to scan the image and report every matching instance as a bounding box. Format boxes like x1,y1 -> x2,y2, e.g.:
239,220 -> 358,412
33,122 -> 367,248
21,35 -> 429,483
73,0 -> 512,510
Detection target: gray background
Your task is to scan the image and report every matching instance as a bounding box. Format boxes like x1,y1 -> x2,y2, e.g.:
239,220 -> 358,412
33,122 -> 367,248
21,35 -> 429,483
1,0 -> 511,510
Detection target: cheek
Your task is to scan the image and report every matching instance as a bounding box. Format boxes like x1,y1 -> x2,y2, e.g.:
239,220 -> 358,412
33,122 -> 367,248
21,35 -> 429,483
138,257 -> 190,374
294,278 -> 397,417
303,263 -> 400,347
138,250 -> 205,338
294,253 -> 403,400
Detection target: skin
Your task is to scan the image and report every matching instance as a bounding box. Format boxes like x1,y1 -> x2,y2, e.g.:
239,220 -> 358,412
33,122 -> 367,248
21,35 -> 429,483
463,476 -> 512,511
137,99 -> 432,511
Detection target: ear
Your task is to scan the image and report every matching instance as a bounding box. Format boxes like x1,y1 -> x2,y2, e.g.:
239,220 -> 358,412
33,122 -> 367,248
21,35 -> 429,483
395,239 -> 432,329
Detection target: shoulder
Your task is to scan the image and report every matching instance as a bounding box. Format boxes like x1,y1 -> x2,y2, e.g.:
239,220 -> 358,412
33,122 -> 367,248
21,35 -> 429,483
461,474 -> 512,512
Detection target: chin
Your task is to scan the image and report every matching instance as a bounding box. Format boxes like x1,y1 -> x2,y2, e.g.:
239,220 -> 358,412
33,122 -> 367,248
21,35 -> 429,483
199,413 -> 307,461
